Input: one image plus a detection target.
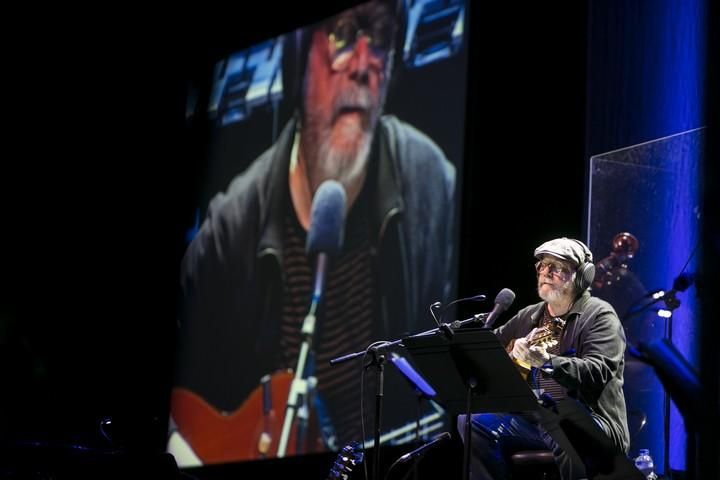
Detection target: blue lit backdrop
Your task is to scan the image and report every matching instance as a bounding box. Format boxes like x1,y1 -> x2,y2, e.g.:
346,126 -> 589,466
585,0 -> 707,473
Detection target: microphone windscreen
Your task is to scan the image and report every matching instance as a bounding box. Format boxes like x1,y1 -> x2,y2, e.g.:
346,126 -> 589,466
495,288 -> 516,310
306,180 -> 346,256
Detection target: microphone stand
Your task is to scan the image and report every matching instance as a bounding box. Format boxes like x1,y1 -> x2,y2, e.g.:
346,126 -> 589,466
329,313 -> 489,479
413,391 -> 421,480
371,345 -> 385,480
625,275 -> 689,477
659,289 -> 682,478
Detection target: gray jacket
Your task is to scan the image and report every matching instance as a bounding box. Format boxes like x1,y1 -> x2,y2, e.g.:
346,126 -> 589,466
494,290 -> 630,453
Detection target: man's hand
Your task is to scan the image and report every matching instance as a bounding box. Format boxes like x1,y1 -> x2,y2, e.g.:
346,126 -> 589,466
511,328 -> 551,368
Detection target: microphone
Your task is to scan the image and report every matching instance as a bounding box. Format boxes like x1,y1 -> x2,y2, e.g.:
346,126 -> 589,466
306,180 -> 346,307
661,272 -> 695,311
628,272 -> 695,319
430,293 -> 486,326
396,432 -> 451,464
482,288 -> 516,328
672,272 -> 695,292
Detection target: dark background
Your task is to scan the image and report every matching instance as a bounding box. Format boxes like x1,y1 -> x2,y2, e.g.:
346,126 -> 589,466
2,1 -> 716,478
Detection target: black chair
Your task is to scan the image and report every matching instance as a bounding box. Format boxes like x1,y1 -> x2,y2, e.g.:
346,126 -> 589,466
509,449 -> 559,479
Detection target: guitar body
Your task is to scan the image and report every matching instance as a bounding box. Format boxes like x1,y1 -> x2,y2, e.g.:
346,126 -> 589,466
508,318 -> 565,380
512,356 -> 533,380
171,370 -> 322,463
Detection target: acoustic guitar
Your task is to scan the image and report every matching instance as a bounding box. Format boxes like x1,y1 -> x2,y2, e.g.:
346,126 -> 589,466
171,369 -> 323,464
509,318 -> 565,380
326,441 -> 364,480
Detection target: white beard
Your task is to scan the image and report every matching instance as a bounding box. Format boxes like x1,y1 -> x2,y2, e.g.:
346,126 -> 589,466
310,129 -> 372,193
302,81 -> 386,195
538,276 -> 576,304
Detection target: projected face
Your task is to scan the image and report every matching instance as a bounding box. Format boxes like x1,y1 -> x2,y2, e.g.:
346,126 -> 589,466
537,255 -> 576,303
301,1 -> 394,195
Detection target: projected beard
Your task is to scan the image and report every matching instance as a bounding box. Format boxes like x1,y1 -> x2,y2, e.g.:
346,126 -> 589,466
301,52 -> 389,196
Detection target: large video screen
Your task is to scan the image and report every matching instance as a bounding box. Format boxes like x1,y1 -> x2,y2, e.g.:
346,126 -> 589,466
169,0 -> 469,467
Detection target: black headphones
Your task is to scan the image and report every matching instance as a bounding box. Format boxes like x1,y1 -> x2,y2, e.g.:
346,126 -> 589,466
570,239 -> 596,291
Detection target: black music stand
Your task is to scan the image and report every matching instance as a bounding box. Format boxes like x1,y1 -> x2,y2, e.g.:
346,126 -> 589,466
402,328 -> 539,480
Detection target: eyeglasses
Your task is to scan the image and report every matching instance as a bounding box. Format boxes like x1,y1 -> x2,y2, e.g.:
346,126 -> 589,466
535,260 -> 572,277
326,11 -> 395,71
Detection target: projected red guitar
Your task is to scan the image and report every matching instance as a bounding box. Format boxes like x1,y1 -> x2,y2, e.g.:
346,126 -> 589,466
171,370 -> 323,463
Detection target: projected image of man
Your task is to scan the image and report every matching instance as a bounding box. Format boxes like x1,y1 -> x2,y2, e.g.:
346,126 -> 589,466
170,0 -> 458,465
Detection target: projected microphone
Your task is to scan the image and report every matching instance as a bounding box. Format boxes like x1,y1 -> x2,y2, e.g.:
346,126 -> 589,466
277,180 -> 346,458
482,288 -> 516,329
430,293 -> 487,326
306,180 -> 347,310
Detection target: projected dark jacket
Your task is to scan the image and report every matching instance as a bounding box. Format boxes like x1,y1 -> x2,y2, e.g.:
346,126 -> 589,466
175,114 -> 456,417
494,290 -> 631,453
